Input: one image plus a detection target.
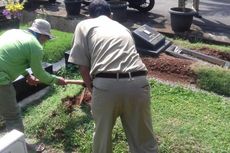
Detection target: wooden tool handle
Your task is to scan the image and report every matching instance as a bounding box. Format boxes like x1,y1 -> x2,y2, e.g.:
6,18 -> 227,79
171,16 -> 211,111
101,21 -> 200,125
65,79 -> 85,85
78,88 -> 86,105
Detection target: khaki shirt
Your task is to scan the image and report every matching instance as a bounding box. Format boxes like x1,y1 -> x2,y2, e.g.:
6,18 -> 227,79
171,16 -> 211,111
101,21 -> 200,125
69,16 -> 147,76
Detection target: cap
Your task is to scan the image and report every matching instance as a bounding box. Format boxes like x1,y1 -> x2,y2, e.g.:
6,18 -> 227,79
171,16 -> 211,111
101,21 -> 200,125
29,19 -> 52,39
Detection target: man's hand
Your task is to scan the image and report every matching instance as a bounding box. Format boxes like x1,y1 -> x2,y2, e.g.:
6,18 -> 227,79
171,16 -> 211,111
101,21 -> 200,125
57,77 -> 67,85
26,75 -> 40,86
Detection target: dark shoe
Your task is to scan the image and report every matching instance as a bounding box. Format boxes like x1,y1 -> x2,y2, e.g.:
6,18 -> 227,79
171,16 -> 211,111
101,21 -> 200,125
35,143 -> 46,153
194,13 -> 202,18
26,143 -> 45,153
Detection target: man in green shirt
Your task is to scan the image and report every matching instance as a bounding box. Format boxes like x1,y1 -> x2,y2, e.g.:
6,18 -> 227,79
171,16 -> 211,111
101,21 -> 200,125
0,19 -> 66,135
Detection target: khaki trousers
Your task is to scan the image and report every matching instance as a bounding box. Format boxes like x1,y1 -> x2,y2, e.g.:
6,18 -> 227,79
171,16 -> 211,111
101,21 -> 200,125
178,0 -> 200,12
193,0 -> 200,12
92,76 -> 158,153
0,84 -> 24,132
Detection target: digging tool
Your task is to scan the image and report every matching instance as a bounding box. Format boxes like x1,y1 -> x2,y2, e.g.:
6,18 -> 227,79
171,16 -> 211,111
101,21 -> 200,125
65,79 -> 85,86
78,87 -> 87,105
65,79 -> 87,105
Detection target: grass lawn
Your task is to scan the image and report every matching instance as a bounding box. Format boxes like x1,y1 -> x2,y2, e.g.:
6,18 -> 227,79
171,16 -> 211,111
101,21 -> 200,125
42,30 -> 72,63
23,72 -> 230,152
151,80 -> 230,152
171,37 -> 230,53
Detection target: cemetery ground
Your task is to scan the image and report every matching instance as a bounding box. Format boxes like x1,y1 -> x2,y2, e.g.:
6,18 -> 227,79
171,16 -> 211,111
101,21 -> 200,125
0,24 -> 230,152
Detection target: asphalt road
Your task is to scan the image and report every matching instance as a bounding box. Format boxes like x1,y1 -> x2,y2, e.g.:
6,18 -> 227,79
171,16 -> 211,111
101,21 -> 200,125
153,0 -> 230,28
56,0 -> 230,28
1,0 -> 229,27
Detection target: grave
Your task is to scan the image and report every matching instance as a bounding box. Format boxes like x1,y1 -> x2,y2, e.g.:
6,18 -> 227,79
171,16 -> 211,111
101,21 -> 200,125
132,24 -> 171,55
0,130 -> 27,153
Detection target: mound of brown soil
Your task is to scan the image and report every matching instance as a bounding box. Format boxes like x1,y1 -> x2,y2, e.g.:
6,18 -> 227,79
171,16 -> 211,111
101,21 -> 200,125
61,90 -> 91,113
197,47 -> 230,62
142,53 -> 196,85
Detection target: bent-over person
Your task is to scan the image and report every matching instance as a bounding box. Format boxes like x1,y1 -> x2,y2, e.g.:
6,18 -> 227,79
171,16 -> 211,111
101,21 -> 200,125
68,0 -> 158,152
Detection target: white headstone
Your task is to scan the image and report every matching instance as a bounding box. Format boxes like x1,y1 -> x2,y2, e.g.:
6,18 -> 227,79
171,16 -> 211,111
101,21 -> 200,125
0,129 -> 28,153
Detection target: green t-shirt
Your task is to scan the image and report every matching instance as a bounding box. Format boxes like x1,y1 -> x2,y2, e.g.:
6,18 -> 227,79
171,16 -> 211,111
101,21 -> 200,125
0,29 -> 58,85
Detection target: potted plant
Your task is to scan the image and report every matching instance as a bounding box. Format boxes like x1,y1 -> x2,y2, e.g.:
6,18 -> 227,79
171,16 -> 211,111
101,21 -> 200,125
169,0 -> 196,32
0,0 -> 24,29
64,0 -> 83,16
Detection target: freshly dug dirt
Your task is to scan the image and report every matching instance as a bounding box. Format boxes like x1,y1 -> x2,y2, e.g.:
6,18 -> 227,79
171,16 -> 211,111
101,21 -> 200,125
61,89 -> 92,113
197,47 -> 230,62
141,53 -> 196,85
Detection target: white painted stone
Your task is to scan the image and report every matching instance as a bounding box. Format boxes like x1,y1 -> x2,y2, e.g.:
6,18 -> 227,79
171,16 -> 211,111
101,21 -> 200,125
0,129 -> 27,153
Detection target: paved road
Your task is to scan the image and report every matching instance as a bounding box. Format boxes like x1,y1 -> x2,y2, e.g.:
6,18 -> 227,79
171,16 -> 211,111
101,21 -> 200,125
51,0 -> 230,44
153,0 -> 230,27
33,0 -> 230,29
143,0 -> 230,44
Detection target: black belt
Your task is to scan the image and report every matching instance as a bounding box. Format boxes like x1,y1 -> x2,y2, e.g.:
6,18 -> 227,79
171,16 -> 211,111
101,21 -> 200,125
94,71 -> 147,78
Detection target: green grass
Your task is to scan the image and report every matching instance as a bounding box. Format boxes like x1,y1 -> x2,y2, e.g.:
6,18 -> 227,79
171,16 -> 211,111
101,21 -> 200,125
23,69 -> 129,152
43,29 -> 73,63
23,77 -> 230,153
151,80 -> 230,152
24,84 -> 92,152
170,37 -> 230,53
191,63 -> 230,96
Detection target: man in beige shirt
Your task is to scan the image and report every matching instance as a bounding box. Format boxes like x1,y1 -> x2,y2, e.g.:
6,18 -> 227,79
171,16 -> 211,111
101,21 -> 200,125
69,0 -> 158,152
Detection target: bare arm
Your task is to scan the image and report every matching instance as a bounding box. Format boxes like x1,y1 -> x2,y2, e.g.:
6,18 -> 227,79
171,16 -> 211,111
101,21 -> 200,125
79,65 -> 92,92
